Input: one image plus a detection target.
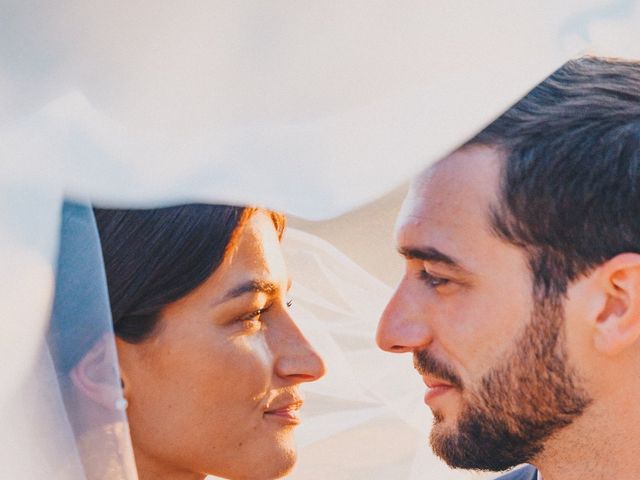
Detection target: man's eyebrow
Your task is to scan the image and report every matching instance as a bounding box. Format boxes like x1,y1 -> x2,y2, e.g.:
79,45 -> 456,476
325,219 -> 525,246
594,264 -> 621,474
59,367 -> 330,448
398,246 -> 469,272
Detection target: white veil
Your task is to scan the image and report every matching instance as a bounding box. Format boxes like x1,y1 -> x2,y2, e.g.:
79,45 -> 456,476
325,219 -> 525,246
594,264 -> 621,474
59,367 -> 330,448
282,228 -> 478,479
1,2 -> 639,479
0,200 -> 137,480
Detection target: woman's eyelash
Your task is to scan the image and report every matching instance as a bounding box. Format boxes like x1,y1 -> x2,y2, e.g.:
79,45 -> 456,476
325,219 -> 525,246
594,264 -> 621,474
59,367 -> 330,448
242,304 -> 273,321
420,270 -> 450,288
240,299 -> 292,323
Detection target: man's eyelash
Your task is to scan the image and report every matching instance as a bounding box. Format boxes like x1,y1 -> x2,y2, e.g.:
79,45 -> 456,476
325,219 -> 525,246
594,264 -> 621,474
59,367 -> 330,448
420,270 -> 450,288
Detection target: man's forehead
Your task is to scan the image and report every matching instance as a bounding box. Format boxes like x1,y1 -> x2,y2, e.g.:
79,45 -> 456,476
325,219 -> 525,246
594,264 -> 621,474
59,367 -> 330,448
395,145 -> 502,242
410,154 -> 461,194
414,144 -> 501,191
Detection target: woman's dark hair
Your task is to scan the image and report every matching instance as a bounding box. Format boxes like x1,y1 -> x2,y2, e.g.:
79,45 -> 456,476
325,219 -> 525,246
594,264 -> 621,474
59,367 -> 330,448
466,56 -> 640,299
94,204 -> 285,343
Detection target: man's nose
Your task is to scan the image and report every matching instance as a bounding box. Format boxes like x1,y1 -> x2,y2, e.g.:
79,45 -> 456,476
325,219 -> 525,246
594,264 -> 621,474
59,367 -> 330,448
376,278 -> 433,353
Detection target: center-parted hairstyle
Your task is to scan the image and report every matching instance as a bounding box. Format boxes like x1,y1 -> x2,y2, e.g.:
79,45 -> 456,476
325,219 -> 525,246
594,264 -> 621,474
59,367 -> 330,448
94,204 -> 285,343
466,56 -> 640,298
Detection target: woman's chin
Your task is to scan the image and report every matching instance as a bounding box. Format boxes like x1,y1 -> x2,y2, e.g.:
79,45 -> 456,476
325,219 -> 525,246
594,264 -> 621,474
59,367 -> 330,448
258,442 -> 298,479
219,440 -> 298,480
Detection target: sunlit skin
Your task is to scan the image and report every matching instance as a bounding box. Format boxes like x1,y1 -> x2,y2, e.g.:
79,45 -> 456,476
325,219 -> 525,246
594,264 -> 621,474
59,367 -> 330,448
377,145 -> 640,480
116,212 -> 325,480
378,146 -> 534,428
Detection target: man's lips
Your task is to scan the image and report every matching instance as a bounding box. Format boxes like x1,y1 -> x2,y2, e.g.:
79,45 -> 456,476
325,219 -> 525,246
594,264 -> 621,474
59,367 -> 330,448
421,375 -> 457,404
422,374 -> 454,389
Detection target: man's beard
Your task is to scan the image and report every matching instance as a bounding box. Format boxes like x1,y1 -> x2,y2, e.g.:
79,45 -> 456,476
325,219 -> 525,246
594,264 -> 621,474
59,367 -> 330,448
417,293 -> 593,471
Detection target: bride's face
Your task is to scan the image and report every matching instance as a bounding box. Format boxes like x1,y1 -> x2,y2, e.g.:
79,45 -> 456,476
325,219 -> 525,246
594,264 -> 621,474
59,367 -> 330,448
116,212 -> 325,480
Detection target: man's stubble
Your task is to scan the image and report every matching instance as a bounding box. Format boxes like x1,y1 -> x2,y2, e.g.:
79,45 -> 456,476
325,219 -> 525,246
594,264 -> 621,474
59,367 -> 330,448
417,294 -> 592,471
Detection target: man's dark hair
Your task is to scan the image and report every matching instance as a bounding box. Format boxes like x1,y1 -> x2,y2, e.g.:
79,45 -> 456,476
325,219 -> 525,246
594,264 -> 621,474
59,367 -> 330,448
467,56 -> 640,298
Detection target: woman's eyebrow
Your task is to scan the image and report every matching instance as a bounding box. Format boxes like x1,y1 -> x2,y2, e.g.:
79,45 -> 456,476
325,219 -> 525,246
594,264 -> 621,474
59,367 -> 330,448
216,279 -> 282,305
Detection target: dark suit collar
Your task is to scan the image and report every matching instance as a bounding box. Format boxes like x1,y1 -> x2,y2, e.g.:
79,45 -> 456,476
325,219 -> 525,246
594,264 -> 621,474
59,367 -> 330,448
494,464 -> 538,480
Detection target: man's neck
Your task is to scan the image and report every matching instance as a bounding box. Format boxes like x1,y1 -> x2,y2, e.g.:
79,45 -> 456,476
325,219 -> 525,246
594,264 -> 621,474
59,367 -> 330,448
533,390 -> 640,480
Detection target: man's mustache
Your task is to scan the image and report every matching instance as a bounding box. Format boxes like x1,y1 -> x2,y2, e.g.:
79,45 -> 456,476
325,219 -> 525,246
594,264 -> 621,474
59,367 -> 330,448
413,349 -> 463,389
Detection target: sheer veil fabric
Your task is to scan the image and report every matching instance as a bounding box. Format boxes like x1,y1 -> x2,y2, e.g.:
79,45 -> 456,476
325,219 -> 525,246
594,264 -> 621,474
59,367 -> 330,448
0,200 -> 137,480
1,2 -> 639,479
281,229 -> 487,480
48,201 -> 138,480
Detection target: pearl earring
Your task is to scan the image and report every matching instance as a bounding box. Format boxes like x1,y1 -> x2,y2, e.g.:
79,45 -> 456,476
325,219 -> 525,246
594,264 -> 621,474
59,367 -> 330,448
114,397 -> 129,411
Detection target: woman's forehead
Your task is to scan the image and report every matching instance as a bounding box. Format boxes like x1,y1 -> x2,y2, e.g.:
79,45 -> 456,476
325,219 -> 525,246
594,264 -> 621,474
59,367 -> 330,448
220,213 -> 288,283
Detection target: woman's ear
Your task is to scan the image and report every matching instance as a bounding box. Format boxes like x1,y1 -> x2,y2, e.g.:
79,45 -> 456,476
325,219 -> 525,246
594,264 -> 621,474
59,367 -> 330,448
69,333 -> 125,411
593,253 -> 640,356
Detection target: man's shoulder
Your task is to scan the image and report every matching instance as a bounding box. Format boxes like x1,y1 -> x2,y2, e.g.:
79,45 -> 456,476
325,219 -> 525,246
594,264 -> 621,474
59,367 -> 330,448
493,465 -> 538,480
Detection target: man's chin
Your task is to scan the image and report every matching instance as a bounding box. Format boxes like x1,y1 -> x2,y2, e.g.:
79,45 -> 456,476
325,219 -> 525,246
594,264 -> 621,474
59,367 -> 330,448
429,420 -> 532,472
429,408 -> 459,434
429,420 -> 510,471
430,428 -> 494,471
430,426 -> 467,468
429,416 -> 468,466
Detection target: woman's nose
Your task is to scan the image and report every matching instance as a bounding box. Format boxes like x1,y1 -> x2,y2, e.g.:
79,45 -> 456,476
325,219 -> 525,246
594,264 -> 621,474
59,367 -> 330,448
274,313 -> 326,383
376,278 -> 434,353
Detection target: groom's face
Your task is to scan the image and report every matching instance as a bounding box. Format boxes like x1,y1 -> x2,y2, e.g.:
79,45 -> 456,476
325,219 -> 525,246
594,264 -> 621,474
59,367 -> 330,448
376,145 -> 590,469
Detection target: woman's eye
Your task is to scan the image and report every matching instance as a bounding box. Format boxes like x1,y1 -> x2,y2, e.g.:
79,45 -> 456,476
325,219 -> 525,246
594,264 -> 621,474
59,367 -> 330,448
241,304 -> 273,323
420,270 -> 451,288
286,299 -> 293,308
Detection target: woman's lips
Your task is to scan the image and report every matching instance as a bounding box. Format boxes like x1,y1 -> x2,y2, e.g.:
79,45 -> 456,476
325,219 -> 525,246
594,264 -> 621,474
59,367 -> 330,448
264,401 -> 303,424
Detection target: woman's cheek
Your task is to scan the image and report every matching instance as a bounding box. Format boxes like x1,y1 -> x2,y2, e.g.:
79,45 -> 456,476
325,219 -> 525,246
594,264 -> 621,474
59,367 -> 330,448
241,333 -> 274,384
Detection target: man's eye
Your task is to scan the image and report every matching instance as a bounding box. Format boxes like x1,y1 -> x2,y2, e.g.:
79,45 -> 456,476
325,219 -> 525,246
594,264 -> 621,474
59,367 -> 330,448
420,270 -> 450,288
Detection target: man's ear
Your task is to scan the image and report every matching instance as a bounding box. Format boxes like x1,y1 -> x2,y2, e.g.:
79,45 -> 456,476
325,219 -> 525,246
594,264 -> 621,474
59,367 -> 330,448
593,253 -> 640,356
69,333 -> 125,411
